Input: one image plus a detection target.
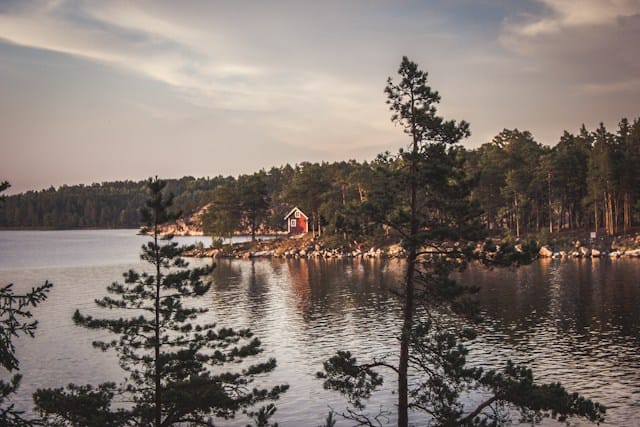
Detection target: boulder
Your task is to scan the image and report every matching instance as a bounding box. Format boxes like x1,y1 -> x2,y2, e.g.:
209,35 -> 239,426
579,246 -> 591,257
626,249 -> 640,257
253,250 -> 273,257
591,249 -> 601,257
387,244 -> 405,257
539,246 -> 553,257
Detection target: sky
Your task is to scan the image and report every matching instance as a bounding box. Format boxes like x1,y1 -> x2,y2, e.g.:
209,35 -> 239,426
1,0 -> 639,194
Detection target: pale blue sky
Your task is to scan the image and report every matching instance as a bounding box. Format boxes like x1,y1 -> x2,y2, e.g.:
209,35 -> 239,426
1,0 -> 639,193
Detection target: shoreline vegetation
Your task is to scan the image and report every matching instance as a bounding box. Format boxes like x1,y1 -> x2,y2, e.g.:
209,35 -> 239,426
181,229 -> 640,260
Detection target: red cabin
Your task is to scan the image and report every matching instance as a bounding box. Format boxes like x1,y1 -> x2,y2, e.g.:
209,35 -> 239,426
284,207 -> 309,234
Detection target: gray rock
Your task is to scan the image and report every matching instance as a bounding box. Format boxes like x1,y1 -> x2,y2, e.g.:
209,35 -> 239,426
539,246 -> 553,257
579,246 -> 591,257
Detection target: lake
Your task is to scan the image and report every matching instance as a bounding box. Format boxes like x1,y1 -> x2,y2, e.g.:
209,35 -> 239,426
1,230 -> 639,426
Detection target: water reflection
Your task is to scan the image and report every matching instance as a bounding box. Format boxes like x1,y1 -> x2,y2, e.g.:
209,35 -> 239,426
461,259 -> 640,424
2,228 -> 640,425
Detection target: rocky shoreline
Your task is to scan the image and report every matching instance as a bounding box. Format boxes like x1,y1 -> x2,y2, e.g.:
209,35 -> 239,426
182,232 -> 640,261
538,233 -> 640,259
182,234 -> 407,260
538,245 -> 640,259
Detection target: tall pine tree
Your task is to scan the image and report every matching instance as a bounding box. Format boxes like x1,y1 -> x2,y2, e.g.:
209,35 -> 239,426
35,177 -> 287,426
318,57 -> 604,426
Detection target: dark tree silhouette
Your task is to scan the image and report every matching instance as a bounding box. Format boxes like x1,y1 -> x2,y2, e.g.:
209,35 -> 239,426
0,180 -> 52,426
34,177 -> 287,426
318,57 -> 605,426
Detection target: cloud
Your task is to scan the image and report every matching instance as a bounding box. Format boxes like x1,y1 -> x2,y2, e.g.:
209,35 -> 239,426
498,0 -> 640,94
0,0 -> 409,162
580,76 -> 640,94
3,0 -> 640,195
506,0 -> 640,36
0,1 -> 374,115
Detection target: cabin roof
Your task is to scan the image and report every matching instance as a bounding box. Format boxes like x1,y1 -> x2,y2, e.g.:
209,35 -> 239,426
284,206 -> 308,220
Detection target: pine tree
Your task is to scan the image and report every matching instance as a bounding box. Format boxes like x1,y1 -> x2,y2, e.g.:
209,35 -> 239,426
318,57 -> 604,426
202,181 -> 241,244
0,180 -> 53,426
0,282 -> 52,426
34,177 -> 287,426
237,173 -> 270,242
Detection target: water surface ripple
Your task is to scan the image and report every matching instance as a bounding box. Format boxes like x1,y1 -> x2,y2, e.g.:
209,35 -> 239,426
1,230 -> 639,425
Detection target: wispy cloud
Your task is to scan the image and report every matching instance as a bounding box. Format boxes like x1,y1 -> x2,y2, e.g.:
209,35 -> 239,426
499,0 -> 640,93
581,76 -> 640,94
505,0 -> 640,36
0,0 -> 376,115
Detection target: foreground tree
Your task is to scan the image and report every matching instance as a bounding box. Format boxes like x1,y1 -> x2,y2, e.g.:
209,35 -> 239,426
0,281 -> 52,426
319,57 -> 605,426
0,180 -> 53,426
35,177 -> 287,426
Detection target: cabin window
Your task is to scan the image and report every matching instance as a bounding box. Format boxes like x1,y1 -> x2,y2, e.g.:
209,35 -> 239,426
291,219 -> 297,227
294,210 -> 300,218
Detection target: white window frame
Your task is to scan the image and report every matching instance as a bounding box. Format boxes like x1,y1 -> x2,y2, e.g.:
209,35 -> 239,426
291,219 -> 297,227
294,210 -> 301,218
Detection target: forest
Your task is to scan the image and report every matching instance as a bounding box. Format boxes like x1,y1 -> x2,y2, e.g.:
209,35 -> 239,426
2,117 -> 640,242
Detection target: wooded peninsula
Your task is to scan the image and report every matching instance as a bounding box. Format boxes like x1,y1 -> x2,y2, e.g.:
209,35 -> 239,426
3,118 -> 640,248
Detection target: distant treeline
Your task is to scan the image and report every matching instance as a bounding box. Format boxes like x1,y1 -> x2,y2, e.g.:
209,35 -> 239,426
3,117 -> 640,238
0,177 -> 225,228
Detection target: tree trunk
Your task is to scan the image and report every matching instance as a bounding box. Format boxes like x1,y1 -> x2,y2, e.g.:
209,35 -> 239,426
548,173 -> 553,233
154,214 -> 162,427
398,249 -> 415,427
605,192 -> 614,235
251,220 -> 256,242
594,195 -> 598,233
514,195 -> 520,238
624,192 -> 630,233
398,97 -> 420,427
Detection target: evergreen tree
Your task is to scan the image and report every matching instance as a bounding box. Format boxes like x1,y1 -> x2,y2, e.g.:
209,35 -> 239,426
468,142 -> 508,230
34,177 -> 287,426
202,180 -> 241,244
543,131 -> 590,231
318,57 -> 604,426
586,123 -> 616,234
0,280 -> 52,427
615,118 -> 640,233
237,173 -> 270,242
0,180 -> 52,426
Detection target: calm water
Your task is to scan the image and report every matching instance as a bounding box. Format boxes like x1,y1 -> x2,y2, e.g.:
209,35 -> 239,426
1,230 -> 639,426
